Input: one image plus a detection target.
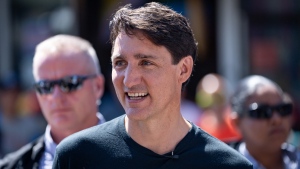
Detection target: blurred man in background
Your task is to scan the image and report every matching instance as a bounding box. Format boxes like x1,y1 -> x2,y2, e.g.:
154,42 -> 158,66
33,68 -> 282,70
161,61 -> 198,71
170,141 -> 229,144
0,34 -> 106,168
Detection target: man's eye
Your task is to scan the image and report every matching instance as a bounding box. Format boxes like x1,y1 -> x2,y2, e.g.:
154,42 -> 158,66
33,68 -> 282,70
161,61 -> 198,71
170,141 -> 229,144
141,60 -> 152,66
113,60 -> 126,67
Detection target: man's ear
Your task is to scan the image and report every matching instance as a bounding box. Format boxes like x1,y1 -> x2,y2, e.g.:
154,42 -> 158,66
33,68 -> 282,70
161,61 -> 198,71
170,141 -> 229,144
231,111 -> 241,131
95,74 -> 105,99
178,56 -> 193,84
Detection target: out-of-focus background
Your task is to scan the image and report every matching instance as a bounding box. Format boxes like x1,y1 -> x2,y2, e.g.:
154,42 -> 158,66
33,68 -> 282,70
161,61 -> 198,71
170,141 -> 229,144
0,0 -> 300,157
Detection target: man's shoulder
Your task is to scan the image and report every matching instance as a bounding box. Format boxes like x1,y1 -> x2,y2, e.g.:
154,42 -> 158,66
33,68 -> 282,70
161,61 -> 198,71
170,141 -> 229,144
194,125 -> 239,150
57,115 -> 124,151
192,126 -> 252,168
226,140 -> 242,150
81,114 -> 123,136
0,136 -> 45,169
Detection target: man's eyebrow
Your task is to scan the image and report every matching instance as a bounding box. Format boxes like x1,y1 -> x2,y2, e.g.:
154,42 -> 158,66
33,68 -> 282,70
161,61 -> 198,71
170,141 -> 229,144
111,53 -> 122,61
134,54 -> 157,59
111,53 -> 158,61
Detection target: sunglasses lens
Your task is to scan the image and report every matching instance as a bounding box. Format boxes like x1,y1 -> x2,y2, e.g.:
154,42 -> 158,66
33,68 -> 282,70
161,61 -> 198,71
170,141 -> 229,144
60,76 -> 83,92
35,81 -> 53,94
249,106 -> 271,119
277,104 -> 292,116
34,75 -> 95,94
248,103 -> 293,119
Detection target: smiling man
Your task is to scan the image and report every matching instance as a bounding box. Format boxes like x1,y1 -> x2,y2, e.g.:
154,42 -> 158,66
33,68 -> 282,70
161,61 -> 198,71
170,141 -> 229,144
53,2 -> 252,169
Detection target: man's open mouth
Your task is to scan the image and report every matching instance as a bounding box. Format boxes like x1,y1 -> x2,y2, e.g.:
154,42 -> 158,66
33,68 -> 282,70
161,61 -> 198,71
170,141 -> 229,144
126,92 -> 149,100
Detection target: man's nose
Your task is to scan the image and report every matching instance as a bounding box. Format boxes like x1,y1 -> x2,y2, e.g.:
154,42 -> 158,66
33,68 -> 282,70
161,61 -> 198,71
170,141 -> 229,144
123,65 -> 142,88
51,85 -> 64,98
270,110 -> 283,125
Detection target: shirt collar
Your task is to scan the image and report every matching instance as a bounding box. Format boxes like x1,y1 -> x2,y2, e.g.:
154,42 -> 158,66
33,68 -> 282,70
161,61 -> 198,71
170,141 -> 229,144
239,142 -> 265,169
238,142 -> 299,169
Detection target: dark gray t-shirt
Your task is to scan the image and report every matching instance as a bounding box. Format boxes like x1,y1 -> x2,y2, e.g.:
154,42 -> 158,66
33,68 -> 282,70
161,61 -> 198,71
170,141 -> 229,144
53,115 -> 253,169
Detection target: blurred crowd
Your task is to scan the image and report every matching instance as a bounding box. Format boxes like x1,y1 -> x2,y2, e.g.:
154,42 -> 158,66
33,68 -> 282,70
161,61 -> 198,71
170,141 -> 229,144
0,73 -> 47,157
0,71 -> 299,163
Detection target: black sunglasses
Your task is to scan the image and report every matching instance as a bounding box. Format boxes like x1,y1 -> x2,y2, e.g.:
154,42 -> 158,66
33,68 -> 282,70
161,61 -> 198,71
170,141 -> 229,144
247,102 -> 293,119
34,74 -> 97,95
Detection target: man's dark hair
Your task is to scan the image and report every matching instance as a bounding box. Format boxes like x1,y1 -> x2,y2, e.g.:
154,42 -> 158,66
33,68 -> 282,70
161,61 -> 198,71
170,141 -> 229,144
109,2 -> 198,89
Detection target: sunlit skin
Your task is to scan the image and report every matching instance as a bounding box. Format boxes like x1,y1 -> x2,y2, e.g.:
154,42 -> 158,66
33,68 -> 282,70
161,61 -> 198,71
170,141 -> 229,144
111,31 -> 193,154
33,52 -> 104,144
234,84 -> 292,169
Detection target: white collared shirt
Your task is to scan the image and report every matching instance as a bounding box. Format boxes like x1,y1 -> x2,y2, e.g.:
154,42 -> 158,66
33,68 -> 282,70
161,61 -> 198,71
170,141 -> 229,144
238,142 -> 299,169
38,112 -> 105,169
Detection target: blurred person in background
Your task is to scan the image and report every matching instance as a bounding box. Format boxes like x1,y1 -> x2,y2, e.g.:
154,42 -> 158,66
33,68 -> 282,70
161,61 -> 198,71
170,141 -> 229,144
287,94 -> 300,149
0,34 -> 106,169
283,92 -> 300,148
0,73 -> 46,157
230,75 -> 298,169
196,73 -> 241,143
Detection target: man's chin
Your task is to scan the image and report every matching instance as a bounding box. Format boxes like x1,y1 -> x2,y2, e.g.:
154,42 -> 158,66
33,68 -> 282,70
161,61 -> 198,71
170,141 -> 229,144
51,118 -> 73,128
125,109 -> 152,121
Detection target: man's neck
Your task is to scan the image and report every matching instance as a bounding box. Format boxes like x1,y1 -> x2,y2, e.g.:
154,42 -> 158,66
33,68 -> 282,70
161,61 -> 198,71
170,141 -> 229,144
125,114 -> 191,155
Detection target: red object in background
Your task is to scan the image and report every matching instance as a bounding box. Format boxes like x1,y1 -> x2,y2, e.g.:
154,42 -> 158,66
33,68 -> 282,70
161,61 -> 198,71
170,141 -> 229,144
197,105 -> 241,143
251,39 -> 279,72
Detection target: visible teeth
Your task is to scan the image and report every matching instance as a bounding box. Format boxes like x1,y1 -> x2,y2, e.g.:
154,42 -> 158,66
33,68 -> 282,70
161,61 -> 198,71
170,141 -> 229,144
127,92 -> 148,97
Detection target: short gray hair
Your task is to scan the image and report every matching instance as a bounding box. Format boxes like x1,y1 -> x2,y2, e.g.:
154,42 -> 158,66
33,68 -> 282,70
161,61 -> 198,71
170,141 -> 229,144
33,34 -> 100,78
